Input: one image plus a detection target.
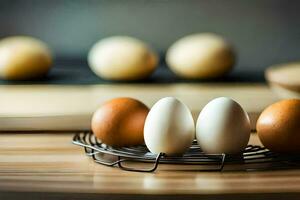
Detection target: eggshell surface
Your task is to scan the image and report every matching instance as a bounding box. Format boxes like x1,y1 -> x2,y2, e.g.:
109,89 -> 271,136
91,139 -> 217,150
166,33 -> 235,79
256,99 -> 300,153
0,36 -> 52,80
92,97 -> 149,147
144,97 -> 195,155
196,97 -> 251,154
88,36 -> 158,81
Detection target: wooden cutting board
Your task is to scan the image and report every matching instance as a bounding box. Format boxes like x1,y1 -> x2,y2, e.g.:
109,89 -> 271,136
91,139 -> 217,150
0,83 -> 279,131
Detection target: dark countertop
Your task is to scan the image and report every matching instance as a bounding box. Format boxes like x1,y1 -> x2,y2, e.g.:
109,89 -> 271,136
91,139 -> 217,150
0,58 -> 265,85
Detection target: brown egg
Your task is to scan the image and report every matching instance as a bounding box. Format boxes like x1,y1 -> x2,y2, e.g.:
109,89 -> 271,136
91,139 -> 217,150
256,99 -> 300,153
91,97 -> 149,147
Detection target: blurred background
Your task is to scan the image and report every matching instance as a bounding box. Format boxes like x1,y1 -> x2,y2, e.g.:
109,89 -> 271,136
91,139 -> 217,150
0,0 -> 299,83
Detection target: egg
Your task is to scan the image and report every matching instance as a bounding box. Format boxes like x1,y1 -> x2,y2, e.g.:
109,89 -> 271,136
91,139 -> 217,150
91,97 -> 149,147
88,36 -> 158,81
166,33 -> 235,79
256,99 -> 300,153
0,36 -> 52,80
196,97 -> 251,154
144,97 -> 195,155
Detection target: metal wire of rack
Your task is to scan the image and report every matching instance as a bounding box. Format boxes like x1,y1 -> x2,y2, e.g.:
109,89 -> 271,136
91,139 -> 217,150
73,132 -> 300,172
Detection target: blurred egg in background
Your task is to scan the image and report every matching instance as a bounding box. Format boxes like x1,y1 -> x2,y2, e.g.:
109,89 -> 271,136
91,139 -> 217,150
88,36 -> 158,81
0,36 -> 53,80
166,33 -> 235,79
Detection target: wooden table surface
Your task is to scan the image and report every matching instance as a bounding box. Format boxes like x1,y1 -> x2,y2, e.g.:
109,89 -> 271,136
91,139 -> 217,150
0,83 -> 298,199
0,133 -> 300,200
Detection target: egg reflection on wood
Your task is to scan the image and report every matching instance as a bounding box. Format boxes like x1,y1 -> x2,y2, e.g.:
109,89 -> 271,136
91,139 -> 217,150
144,97 -> 195,155
196,97 -> 251,154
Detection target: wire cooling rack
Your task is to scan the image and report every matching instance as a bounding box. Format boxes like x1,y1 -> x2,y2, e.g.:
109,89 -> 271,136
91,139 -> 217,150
73,132 -> 300,172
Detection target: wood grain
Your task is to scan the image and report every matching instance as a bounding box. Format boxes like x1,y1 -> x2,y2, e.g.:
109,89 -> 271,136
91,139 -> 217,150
0,133 -> 299,200
0,83 -> 279,130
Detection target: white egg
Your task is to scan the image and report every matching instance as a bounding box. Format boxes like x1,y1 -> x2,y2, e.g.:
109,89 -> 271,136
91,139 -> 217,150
196,97 -> 251,154
144,97 -> 195,155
